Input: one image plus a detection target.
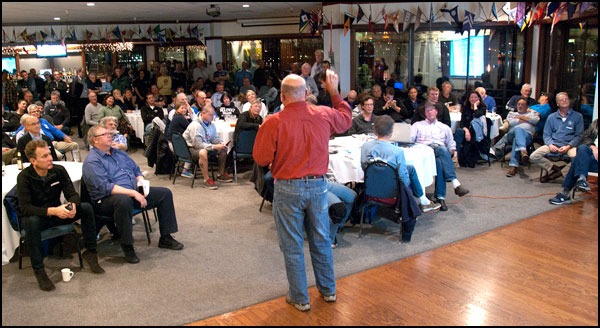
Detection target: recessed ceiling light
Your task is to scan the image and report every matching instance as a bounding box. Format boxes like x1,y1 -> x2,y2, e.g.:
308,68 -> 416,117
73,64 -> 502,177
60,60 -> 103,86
54,17 -> 61,20
242,4 -> 250,7
87,2 -> 95,6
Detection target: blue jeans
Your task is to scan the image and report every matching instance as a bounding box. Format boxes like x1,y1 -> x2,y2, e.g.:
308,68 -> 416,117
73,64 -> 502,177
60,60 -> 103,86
406,165 -> 424,198
562,144 -> 599,190
507,127 -> 532,167
327,182 -> 357,244
430,144 -> 457,199
454,128 -> 466,160
273,178 -> 336,304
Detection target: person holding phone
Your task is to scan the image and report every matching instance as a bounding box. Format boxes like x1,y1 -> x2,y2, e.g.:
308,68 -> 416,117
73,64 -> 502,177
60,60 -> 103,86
17,139 -> 104,291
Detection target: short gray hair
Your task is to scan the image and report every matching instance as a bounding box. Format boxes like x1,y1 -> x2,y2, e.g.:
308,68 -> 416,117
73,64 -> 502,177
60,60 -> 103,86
556,92 -> 569,102
20,114 -> 34,126
50,90 -> 61,98
374,115 -> 395,137
99,116 -> 117,125
521,83 -> 532,91
27,104 -> 38,113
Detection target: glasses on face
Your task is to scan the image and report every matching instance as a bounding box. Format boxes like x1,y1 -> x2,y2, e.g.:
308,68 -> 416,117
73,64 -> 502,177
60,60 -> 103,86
31,110 -> 41,114
94,132 -> 112,138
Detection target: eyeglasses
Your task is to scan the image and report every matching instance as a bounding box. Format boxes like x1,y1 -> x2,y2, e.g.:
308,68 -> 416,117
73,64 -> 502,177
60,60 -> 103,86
31,110 -> 41,114
27,121 -> 41,126
94,132 -> 112,138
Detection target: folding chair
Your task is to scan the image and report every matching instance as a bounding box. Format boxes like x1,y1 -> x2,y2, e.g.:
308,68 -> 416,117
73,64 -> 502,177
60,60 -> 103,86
233,129 -> 258,183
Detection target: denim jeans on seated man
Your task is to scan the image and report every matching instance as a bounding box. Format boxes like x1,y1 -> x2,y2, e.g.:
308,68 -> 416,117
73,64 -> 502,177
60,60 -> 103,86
24,202 -> 97,271
273,178 -> 335,305
562,144 -> 598,191
327,182 -> 357,245
430,144 -> 457,199
506,126 -> 533,167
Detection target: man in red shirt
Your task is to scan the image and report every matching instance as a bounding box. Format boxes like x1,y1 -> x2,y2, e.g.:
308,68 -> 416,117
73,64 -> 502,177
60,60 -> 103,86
253,70 -> 351,311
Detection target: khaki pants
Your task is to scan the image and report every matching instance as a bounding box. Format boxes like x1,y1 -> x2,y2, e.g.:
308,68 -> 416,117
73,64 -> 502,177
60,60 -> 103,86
530,145 -> 577,176
2,148 -> 17,165
52,141 -> 79,161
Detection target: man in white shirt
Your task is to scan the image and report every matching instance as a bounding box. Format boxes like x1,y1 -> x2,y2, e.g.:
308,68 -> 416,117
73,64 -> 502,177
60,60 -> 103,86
211,83 -> 225,109
310,50 -> 324,78
411,104 -> 469,211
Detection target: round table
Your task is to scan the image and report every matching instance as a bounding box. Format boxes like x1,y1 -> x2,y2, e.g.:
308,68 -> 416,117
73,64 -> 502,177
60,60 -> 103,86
125,111 -> 145,139
327,135 -> 437,187
450,112 -> 502,140
2,161 -> 83,265
213,120 -> 236,152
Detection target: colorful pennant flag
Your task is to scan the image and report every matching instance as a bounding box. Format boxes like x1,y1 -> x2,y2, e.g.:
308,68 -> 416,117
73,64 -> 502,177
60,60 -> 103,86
382,8 -> 388,31
166,28 -> 174,43
357,4 -> 365,23
429,2 -> 435,23
113,26 -> 123,42
70,28 -> 77,41
50,27 -> 56,41
21,29 -> 28,43
310,10 -> 320,36
403,9 -> 413,32
299,10 -> 310,33
391,10 -> 400,33
547,2 -> 560,17
551,2 -> 567,35
415,6 -> 423,31
566,2 -> 578,20
491,2 -> 498,21
153,25 -> 161,36
147,25 -> 153,42
343,13 -> 354,36
187,25 -> 192,38
441,5 -> 460,25
463,10 -> 475,33
368,11 -> 373,32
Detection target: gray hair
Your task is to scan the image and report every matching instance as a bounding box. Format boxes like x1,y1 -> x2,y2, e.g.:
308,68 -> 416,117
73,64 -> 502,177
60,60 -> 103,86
374,115 -> 395,137
20,114 -> 34,126
27,104 -> 38,113
50,90 -> 61,98
201,104 -> 215,114
521,83 -> 532,91
99,116 -> 118,125
556,92 -> 569,102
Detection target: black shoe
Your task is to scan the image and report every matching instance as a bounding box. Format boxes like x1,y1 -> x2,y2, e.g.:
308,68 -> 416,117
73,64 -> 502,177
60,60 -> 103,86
34,269 -> 55,291
435,198 -> 448,211
574,179 -> 591,192
454,185 -> 470,197
121,244 -> 140,264
158,235 -> 184,250
82,250 -> 105,274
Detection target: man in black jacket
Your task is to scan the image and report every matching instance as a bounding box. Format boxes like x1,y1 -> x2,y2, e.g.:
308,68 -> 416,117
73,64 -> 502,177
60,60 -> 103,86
17,139 -> 104,291
17,114 -> 58,162
43,91 -> 71,134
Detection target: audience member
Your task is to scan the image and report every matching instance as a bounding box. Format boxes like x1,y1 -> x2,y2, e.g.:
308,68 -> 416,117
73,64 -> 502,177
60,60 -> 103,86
411,87 -> 451,127
166,103 -> 192,139
171,62 -> 187,93
167,92 -> 194,121
233,99 -> 263,150
192,60 -> 211,84
311,49 -> 325,78
346,95 -> 375,135
98,95 -> 131,137
506,83 -> 536,112
82,91 -> 102,146
215,92 -> 240,119
111,67 -> 131,94
150,84 -> 166,107
528,92 -> 553,135
370,84 -> 386,115
344,90 -> 358,109
235,61 -> 253,89
379,86 -> 409,122
454,91 -> 490,167
242,90 -> 268,119
182,105 -> 233,188
501,98 -> 540,177
17,114 -> 58,162
372,57 -> 388,86
532,92 -> 584,183
549,119 -> 598,205
439,81 -> 460,112
191,90 -> 211,115
213,62 -> 230,90
475,87 -> 496,113
86,73 -> 102,95
156,66 -> 173,105
140,93 -> 165,133
4,99 -> 28,132
99,116 -> 128,151
253,70 -> 351,311
300,63 -> 319,97
2,117 -> 18,165
411,104 -> 470,211
83,125 -> 183,264
402,86 -> 421,120
18,139 -> 103,291
211,83 -> 226,108
43,91 -> 71,134
101,74 -> 113,93
132,70 -> 151,107
361,115 -> 441,213
48,71 -> 68,101
258,77 -> 278,108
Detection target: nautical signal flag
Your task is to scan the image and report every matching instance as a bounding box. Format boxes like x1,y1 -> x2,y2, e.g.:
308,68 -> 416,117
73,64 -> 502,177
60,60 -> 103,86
299,10 -> 310,33
463,10 -> 475,33
343,13 -> 355,36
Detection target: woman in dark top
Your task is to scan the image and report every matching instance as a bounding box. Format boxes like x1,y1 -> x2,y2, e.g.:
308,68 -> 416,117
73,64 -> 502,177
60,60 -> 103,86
122,88 -> 136,112
233,100 -> 263,149
216,92 -> 240,119
402,86 -> 421,120
455,91 -> 490,168
166,103 -> 191,139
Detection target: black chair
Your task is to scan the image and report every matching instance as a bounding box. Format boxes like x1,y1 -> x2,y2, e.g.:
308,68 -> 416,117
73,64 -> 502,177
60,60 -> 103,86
80,179 -> 156,245
358,161 -> 406,242
171,132 -> 216,188
539,152 -> 572,181
233,129 -> 258,183
3,186 -> 83,270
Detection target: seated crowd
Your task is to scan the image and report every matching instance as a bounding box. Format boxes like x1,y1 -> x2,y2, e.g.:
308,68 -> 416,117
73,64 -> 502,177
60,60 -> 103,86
2,52 -> 597,294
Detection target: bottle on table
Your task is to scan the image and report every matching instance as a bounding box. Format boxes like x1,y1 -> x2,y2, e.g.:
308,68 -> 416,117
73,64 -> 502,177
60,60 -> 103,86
16,152 -> 23,170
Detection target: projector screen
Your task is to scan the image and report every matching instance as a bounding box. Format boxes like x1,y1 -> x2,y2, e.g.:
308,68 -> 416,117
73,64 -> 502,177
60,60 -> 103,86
450,36 -> 484,77
36,44 -> 67,58
2,57 -> 17,73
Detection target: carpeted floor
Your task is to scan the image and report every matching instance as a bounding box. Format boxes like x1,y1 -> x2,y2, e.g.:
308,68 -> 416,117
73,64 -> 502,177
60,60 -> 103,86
1,141 -> 573,326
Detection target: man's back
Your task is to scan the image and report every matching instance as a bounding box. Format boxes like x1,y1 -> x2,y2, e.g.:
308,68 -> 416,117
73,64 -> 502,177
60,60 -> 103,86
361,139 -> 410,187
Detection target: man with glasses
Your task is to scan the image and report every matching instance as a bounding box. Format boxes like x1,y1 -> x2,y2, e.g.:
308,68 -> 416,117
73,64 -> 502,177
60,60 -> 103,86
16,114 -> 59,162
83,125 -> 183,264
15,104 -> 79,161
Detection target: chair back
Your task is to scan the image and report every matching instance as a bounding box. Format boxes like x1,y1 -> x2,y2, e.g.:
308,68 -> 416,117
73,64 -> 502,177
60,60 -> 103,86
364,161 -> 401,200
235,129 -> 257,155
3,185 -> 20,232
171,132 -> 193,162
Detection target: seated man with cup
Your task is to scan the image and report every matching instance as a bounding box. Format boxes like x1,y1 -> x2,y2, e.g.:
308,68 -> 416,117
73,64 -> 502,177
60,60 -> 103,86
17,139 -> 104,291
83,125 -> 184,264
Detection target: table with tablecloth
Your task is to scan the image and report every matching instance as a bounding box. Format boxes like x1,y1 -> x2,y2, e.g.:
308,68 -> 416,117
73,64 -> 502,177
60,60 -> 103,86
213,120 -> 236,152
2,161 -> 83,265
125,111 -> 145,140
450,112 -> 503,139
327,135 -> 437,187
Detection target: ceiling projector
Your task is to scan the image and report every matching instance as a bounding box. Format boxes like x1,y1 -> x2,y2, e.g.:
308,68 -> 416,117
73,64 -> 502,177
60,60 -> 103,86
206,4 -> 221,18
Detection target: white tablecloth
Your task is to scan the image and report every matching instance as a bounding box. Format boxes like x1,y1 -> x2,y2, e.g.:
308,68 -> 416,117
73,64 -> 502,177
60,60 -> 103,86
213,120 -> 236,152
450,112 -> 502,139
327,135 -> 436,187
125,111 -> 145,139
2,161 -> 83,265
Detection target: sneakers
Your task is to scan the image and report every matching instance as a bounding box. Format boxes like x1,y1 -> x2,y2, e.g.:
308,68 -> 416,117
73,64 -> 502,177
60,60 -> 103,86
420,202 -> 442,213
121,244 -> 140,264
216,173 -> 233,183
549,192 -> 571,205
158,235 -> 184,250
322,293 -> 337,302
82,250 -> 105,274
34,269 -> 55,291
520,150 -> 529,165
435,198 -> 448,212
454,185 -> 470,197
181,170 -> 193,178
202,179 -> 218,190
574,179 -> 591,192
506,166 -> 518,177
286,292 -> 310,311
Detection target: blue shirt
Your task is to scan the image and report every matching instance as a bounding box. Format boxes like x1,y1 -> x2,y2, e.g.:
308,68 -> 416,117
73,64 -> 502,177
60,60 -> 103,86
82,146 -> 142,201
483,96 -> 497,113
235,69 -> 253,87
360,140 -> 411,189
529,103 -> 551,134
543,109 -> 584,148
16,117 -> 66,141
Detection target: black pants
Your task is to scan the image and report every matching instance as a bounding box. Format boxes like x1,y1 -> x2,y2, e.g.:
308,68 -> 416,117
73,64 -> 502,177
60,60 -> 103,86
95,187 -> 178,245
23,202 -> 97,271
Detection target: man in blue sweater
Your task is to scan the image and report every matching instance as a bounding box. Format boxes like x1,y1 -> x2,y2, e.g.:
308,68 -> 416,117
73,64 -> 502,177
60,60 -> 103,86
531,92 -> 584,183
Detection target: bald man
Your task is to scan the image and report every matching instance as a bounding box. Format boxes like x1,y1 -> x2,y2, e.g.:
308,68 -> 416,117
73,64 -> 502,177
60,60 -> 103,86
253,71 -> 351,311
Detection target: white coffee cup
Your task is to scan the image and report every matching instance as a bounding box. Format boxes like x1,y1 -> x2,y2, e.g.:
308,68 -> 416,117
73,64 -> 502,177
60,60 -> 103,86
61,268 -> 74,282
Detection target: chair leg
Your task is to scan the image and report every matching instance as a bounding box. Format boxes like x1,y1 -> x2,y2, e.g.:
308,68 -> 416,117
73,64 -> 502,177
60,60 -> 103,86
142,211 -> 151,245
19,238 -> 24,270
259,191 -> 267,212
173,162 -> 180,185
234,156 -> 238,184
153,208 -> 158,224
75,233 -> 83,269
191,164 -> 197,188
359,205 -> 365,239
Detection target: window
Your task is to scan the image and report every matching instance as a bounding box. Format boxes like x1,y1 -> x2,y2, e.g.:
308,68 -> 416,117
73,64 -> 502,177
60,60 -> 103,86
158,46 -> 184,63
